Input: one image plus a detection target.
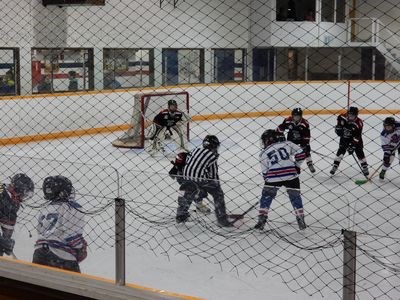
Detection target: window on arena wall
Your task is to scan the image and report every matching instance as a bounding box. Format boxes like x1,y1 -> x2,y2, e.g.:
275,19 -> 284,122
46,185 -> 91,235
321,0 -> 345,23
274,47 -> 379,81
213,49 -> 246,83
276,0 -> 316,21
31,48 -> 94,94
103,48 -> 154,89
0,47 -> 19,96
162,49 -> 204,85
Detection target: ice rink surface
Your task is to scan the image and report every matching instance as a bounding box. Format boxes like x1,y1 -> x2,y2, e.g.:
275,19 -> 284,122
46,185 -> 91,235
1,114 -> 398,300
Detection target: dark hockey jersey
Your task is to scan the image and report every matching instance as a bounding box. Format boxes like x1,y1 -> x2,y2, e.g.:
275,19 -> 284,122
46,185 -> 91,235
277,116 -> 311,146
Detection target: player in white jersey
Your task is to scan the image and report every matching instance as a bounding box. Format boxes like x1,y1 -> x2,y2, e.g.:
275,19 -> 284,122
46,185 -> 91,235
32,176 -> 87,273
379,117 -> 400,180
254,130 -> 307,231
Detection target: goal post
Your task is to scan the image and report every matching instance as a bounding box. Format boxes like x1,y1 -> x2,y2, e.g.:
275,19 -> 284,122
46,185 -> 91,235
112,91 -> 190,149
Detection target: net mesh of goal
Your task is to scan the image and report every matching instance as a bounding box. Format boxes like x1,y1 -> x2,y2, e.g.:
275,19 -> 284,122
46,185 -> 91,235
112,91 -> 190,148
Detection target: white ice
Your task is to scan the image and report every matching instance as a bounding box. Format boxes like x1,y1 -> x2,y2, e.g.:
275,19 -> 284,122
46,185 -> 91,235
1,114 -> 398,300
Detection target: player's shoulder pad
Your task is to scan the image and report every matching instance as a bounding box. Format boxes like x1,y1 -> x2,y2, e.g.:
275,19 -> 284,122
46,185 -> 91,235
299,118 -> 309,127
286,116 -> 294,122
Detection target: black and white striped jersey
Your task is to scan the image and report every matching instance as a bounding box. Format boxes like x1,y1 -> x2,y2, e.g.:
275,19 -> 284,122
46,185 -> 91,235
183,147 -> 219,182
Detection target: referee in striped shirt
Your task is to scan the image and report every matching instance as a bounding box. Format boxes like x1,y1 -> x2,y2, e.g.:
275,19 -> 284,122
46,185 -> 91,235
176,135 -> 232,227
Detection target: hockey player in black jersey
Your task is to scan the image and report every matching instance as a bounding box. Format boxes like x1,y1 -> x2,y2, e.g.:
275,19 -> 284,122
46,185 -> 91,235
277,108 -> 315,173
0,173 -> 34,256
175,135 -> 232,227
330,107 -> 369,176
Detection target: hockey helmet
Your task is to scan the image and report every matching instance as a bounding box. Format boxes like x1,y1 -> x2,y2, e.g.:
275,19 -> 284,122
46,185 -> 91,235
347,106 -> 358,121
261,130 -> 285,148
292,108 -> 303,122
10,173 -> 34,201
43,175 -> 73,202
383,117 -> 396,132
203,135 -> 220,151
168,99 -> 177,108
168,99 -> 178,114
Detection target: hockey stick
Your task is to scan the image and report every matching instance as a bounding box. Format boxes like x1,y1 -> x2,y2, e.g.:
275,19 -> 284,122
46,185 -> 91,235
228,200 -> 259,225
355,141 -> 400,185
204,197 -> 258,223
311,149 -> 333,159
355,164 -> 382,185
351,153 -> 367,179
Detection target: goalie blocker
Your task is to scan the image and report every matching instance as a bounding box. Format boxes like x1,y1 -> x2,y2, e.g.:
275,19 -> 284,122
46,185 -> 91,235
112,91 -> 190,149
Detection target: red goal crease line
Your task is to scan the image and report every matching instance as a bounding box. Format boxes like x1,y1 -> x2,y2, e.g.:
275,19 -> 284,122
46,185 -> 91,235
0,109 -> 399,146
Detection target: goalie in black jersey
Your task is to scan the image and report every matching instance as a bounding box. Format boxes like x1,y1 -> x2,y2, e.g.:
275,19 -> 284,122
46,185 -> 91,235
147,99 -> 189,154
175,135 -> 232,227
277,108 -> 315,173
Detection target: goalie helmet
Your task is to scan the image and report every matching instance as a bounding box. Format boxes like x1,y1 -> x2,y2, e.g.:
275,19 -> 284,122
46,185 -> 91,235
291,108 -> 303,123
168,99 -> 178,115
168,99 -> 178,108
383,117 -> 396,132
261,130 -> 285,148
42,175 -> 73,202
203,135 -> 220,151
10,173 -> 34,201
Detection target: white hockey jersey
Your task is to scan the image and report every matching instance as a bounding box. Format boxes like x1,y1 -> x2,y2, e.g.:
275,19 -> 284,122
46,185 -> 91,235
260,140 -> 305,183
35,201 -> 86,261
380,121 -> 400,153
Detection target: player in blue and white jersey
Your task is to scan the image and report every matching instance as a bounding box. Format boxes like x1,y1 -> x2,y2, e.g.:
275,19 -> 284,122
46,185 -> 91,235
379,117 -> 400,180
32,176 -> 87,273
254,129 -> 307,231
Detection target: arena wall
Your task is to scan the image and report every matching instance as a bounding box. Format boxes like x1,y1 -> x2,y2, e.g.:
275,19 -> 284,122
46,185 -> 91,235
0,81 -> 399,144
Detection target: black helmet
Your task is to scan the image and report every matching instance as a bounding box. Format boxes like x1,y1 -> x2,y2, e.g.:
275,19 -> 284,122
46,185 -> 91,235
261,130 -> 284,147
348,106 -> 359,116
202,135 -> 220,151
10,173 -> 34,201
168,99 -> 177,108
383,117 -> 396,127
292,108 -> 303,117
42,175 -> 73,202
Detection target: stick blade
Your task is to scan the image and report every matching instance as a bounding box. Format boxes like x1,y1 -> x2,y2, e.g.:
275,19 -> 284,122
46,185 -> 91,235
355,179 -> 369,185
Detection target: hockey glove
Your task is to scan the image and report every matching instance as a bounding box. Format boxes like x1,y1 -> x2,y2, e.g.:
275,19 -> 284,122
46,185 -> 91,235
335,125 -> 343,137
74,239 -> 88,263
0,235 -> 15,256
169,165 -> 179,180
347,144 -> 355,155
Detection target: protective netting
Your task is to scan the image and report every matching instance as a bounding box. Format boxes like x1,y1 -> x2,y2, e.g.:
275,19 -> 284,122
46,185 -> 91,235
1,0 -> 400,299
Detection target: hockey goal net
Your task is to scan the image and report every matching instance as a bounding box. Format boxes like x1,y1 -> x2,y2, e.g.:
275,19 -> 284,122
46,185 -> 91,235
112,91 -> 190,148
